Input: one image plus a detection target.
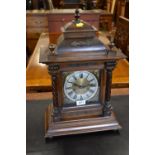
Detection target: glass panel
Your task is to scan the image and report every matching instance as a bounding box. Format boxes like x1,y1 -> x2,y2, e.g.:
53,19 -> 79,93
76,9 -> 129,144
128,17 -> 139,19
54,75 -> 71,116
63,70 -> 101,107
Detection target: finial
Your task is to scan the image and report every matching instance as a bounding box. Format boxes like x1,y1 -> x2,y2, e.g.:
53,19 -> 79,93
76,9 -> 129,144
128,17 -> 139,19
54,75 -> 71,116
74,8 -> 80,23
49,43 -> 57,55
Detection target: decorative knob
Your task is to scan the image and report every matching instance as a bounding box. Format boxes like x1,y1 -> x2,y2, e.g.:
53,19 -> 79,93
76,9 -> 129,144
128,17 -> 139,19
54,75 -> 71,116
49,44 -> 56,55
74,8 -> 80,23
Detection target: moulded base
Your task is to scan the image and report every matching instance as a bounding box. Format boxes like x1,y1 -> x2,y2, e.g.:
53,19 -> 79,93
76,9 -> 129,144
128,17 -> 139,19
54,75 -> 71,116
44,104 -> 121,138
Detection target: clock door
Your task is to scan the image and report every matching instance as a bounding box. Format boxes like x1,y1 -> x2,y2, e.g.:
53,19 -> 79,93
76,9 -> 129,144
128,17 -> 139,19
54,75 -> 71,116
63,70 -> 101,107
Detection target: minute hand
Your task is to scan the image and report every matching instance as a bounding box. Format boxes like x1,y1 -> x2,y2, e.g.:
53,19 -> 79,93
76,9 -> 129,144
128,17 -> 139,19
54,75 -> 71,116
73,83 -> 88,88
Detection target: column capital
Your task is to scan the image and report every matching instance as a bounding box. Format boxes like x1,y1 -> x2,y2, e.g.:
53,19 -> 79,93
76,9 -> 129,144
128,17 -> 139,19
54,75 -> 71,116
48,64 -> 60,75
104,61 -> 117,71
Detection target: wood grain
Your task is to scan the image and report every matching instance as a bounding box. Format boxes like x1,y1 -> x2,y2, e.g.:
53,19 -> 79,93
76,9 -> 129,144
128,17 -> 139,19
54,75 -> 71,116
26,33 -> 129,92
45,104 -> 121,138
26,13 -> 48,55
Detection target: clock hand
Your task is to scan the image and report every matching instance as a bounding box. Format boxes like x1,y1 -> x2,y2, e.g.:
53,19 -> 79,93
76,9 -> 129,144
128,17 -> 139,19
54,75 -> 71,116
79,84 -> 96,88
76,84 -> 89,88
73,83 -> 81,87
67,82 -> 83,88
73,83 -> 86,88
73,82 -> 96,88
73,82 -> 95,88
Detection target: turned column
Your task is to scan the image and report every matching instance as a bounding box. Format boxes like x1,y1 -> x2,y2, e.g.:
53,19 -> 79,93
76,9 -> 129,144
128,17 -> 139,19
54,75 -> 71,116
103,61 -> 116,116
48,64 -> 61,121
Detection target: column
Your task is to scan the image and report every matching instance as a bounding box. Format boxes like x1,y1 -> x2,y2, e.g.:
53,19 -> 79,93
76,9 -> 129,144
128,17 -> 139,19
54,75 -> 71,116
48,64 -> 61,121
103,61 -> 116,116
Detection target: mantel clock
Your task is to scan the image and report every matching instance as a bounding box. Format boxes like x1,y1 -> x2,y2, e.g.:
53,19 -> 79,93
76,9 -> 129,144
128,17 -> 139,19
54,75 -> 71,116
39,9 -> 125,138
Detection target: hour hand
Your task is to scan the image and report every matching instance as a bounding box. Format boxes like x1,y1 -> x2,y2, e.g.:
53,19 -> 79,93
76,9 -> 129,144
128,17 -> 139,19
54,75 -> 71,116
74,83 -> 89,88
73,83 -> 81,87
67,81 -> 81,87
72,82 -> 85,88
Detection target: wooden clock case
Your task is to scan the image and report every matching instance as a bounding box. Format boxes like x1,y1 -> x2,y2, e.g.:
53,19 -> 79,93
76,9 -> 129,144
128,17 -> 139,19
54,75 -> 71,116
39,10 -> 125,138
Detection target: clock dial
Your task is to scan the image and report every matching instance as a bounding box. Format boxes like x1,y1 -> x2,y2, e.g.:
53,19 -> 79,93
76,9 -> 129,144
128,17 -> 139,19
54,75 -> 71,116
64,71 -> 98,102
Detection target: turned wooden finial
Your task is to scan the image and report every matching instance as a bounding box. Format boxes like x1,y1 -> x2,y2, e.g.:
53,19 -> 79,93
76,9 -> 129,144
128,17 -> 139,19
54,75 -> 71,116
49,43 -> 56,55
74,8 -> 80,23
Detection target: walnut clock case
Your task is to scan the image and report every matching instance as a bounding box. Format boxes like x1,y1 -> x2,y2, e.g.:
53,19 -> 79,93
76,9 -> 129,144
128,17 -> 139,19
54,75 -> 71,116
39,10 -> 126,138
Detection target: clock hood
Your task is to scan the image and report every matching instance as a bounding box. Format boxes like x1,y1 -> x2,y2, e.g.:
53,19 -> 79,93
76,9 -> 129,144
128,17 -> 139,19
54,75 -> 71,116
39,9 -> 126,64
52,9 -> 108,56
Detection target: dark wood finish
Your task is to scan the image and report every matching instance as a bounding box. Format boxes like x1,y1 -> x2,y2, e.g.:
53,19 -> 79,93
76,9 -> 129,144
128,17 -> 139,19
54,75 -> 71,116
28,9 -> 112,44
26,13 -> 48,54
98,0 -> 108,10
48,64 -> 61,121
114,0 -> 129,24
103,61 -> 116,116
99,10 -> 113,30
114,16 -> 129,58
125,0 -> 129,19
47,9 -> 102,34
39,15 -> 125,138
45,104 -> 121,138
27,0 -> 52,10
44,62 -> 108,122
26,33 -> 129,92
52,0 -> 61,8
40,47 -> 124,63
58,64 -> 105,121
61,104 -> 103,120
26,9 -> 110,33
60,0 -> 81,8
26,9 -> 109,55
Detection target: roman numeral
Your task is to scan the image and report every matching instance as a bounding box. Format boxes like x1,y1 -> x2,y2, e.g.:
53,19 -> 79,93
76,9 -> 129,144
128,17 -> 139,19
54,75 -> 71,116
80,73 -> 83,78
73,75 -> 77,80
67,81 -> 74,84
89,88 -> 94,93
86,94 -> 90,98
86,73 -> 89,79
73,94 -> 77,99
80,95 -> 83,100
88,78 -> 94,82
68,91 -> 73,96
89,84 -> 96,87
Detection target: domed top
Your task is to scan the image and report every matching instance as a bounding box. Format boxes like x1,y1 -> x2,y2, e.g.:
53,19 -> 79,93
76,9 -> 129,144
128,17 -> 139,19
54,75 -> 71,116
61,9 -> 97,39
49,9 -> 107,56
39,9 -> 126,64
